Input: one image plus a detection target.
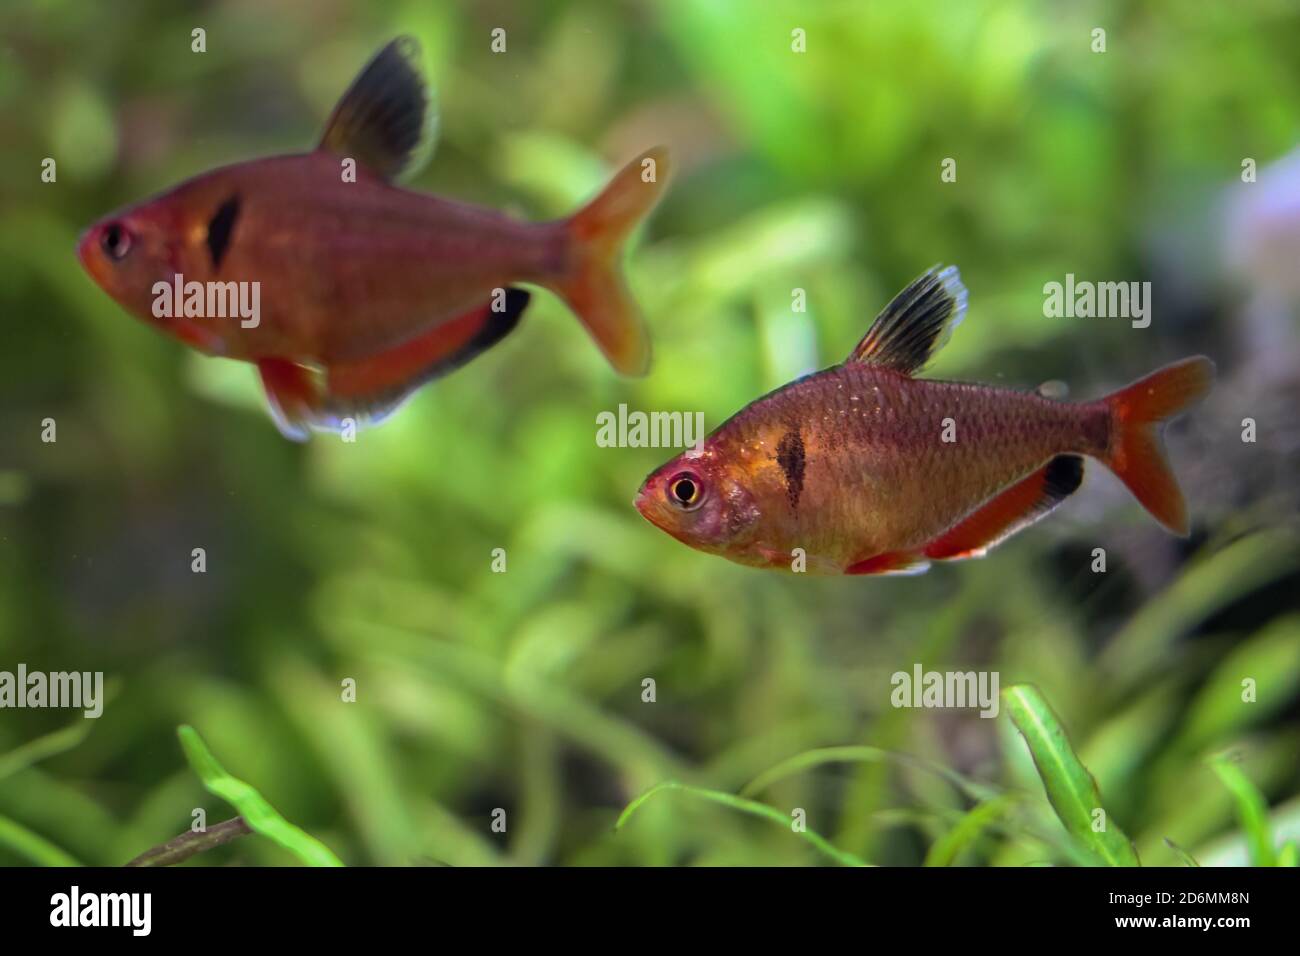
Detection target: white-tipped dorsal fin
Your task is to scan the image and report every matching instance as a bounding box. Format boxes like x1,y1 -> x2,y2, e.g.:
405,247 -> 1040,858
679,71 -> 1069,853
847,265 -> 968,375
318,36 -> 438,181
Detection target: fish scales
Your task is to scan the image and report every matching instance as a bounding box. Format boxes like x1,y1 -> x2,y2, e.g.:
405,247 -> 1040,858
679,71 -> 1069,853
77,37 -> 671,439
716,366 -> 1103,562
160,154 -> 563,362
636,266 -> 1214,575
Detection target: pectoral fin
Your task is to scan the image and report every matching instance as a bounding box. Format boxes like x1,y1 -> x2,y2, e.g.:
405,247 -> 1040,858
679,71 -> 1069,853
847,265 -> 967,374
923,455 -> 1084,560
257,289 -> 528,440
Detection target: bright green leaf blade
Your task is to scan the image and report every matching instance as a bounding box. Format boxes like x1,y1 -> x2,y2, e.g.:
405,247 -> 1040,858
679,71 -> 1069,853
1209,755 -> 1276,867
177,725 -> 344,867
617,781 -> 870,867
1002,684 -> 1140,866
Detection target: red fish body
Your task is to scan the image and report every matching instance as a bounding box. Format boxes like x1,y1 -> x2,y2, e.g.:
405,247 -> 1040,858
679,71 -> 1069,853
636,267 -> 1214,575
77,38 -> 670,439
94,153 -> 566,363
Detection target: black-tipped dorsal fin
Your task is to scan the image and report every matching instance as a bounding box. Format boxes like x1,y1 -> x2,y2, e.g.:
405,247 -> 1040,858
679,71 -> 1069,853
847,265 -> 968,374
318,36 -> 437,181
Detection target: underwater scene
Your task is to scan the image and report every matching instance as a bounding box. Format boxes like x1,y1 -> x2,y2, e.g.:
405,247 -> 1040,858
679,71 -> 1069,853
1,0 -> 1298,885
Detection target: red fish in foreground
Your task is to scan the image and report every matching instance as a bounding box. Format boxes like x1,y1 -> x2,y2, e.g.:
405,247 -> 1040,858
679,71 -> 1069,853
77,37 -> 670,439
636,267 -> 1215,575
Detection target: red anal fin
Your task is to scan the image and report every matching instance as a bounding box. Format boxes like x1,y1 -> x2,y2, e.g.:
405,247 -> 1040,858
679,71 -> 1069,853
327,288 -> 528,409
256,289 -> 529,440
923,455 -> 1084,561
258,358 -> 320,442
845,551 -> 931,576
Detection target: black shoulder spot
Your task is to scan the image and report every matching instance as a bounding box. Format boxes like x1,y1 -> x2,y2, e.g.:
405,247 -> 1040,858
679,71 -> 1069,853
206,195 -> 241,270
777,428 -> 806,510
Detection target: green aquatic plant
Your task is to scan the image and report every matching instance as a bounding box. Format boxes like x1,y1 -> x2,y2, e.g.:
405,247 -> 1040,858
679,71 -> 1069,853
1,0 -> 1297,871
1208,753 -> 1298,867
615,681 -> 1295,867
617,780 -> 870,867
1002,684 -> 1140,866
173,725 -> 343,867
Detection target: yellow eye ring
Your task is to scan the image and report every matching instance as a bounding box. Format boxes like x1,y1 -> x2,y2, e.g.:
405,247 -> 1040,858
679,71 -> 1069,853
668,473 -> 702,510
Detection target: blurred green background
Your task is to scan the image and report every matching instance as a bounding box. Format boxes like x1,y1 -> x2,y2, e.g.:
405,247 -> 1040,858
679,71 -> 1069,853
1,0 -> 1298,866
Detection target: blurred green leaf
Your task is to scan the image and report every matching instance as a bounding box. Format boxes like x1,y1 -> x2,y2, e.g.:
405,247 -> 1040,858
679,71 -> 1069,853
1208,754 -> 1276,867
1100,532 -> 1300,690
924,796 -> 1018,867
617,780 -> 869,867
1163,837 -> 1201,867
740,745 -> 999,802
0,814 -> 81,867
0,716 -> 97,783
1179,616 -> 1300,748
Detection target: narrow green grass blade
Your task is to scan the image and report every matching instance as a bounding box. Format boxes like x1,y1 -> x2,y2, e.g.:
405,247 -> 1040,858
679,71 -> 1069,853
0,814 -> 82,866
1163,837 -> 1201,867
923,795 -> 1018,866
1002,684 -> 1140,866
617,781 -> 870,867
1209,755 -> 1276,867
1278,842 -> 1298,867
177,725 -> 344,867
0,683 -> 117,782
0,719 -> 96,783
740,744 -> 999,802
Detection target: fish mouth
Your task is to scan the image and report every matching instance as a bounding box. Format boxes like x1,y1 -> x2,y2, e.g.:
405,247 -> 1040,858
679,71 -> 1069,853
75,228 -> 96,272
75,225 -> 111,288
633,484 -> 653,521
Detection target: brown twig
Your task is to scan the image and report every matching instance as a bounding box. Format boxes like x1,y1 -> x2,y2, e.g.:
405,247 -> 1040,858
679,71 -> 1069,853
125,816 -> 253,867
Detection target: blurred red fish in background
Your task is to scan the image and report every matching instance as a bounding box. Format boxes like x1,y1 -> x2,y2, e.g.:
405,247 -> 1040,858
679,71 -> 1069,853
76,37 -> 671,439
636,267 -> 1215,575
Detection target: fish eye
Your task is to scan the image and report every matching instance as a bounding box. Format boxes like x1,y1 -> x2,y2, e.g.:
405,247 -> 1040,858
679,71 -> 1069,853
667,472 -> 703,510
101,222 -> 132,261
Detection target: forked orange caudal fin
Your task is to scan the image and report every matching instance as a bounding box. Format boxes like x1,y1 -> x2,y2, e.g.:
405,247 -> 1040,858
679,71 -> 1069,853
551,147 -> 671,377
1102,356 -> 1215,536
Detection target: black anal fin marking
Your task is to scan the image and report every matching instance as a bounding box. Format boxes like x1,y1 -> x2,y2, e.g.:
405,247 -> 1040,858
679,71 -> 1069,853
924,454 -> 1085,560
